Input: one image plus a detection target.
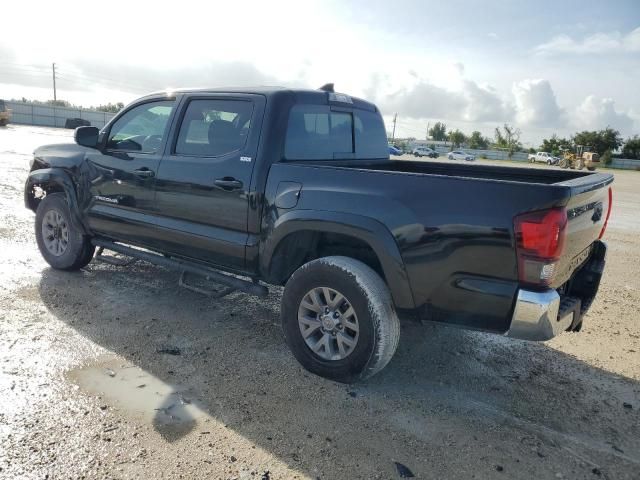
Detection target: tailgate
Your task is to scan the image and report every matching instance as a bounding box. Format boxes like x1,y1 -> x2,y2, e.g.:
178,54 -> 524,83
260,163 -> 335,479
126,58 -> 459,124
553,173 -> 613,286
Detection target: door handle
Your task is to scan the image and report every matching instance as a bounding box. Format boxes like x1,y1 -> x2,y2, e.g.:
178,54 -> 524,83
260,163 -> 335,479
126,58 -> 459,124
134,168 -> 155,178
214,178 -> 243,191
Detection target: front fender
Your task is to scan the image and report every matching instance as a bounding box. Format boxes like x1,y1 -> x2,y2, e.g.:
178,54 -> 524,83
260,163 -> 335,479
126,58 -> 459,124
261,210 -> 415,309
24,168 -> 88,234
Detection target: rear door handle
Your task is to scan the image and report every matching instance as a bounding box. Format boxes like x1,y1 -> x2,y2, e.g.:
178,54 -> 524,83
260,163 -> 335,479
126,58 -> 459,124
214,178 -> 243,191
133,168 -> 155,178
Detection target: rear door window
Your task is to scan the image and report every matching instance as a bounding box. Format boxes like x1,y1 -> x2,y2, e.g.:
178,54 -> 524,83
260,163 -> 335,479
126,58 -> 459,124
175,99 -> 253,157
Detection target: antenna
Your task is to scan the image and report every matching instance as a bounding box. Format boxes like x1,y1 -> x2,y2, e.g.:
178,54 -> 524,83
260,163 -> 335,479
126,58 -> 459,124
318,83 -> 335,93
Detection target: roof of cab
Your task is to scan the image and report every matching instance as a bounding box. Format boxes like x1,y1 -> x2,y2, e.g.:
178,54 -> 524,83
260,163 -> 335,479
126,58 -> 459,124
137,86 -> 378,111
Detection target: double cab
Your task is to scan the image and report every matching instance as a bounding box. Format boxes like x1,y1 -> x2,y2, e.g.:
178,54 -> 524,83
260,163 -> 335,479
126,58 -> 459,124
25,86 -> 613,382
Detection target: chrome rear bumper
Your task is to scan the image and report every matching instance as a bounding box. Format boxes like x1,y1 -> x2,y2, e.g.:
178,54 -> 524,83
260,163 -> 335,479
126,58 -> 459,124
506,289 -> 574,341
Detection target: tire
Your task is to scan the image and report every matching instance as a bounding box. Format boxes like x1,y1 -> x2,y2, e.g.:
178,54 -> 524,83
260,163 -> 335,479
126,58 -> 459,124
281,256 -> 400,383
547,160 -> 552,165
587,166 -> 596,171
35,193 -> 95,270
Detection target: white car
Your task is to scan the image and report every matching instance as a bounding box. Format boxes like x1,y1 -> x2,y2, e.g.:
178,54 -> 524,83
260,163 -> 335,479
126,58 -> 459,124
528,152 -> 559,165
448,150 -> 475,161
412,146 -> 438,158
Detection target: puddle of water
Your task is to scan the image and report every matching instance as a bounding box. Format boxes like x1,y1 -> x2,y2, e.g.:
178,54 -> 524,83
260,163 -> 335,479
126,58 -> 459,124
67,356 -> 208,440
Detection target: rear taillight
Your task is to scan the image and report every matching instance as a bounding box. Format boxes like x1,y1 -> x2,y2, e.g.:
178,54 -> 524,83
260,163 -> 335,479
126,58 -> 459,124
598,187 -> 613,239
514,207 -> 568,287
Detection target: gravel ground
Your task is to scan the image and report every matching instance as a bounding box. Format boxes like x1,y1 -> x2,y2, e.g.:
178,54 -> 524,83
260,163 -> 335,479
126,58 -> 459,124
1,124 -> 639,479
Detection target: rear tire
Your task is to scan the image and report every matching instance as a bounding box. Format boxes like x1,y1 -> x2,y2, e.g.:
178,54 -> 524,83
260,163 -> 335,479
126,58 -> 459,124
281,256 -> 400,383
35,193 -> 95,270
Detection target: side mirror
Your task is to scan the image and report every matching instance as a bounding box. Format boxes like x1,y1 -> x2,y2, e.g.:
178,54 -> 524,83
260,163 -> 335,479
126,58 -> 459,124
74,126 -> 100,148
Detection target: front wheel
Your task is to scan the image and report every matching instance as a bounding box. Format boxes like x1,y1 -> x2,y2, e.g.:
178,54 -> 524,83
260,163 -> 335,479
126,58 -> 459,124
281,256 -> 400,383
35,193 -> 95,270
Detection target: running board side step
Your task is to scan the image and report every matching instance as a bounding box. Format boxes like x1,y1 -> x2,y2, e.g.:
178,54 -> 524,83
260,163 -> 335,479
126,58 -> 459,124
91,238 -> 268,298
95,246 -> 139,266
178,271 -> 236,298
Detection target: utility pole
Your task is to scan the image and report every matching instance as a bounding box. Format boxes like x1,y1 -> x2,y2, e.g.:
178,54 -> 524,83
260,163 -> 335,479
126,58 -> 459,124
52,62 -> 57,102
426,122 -> 430,141
391,113 -> 397,142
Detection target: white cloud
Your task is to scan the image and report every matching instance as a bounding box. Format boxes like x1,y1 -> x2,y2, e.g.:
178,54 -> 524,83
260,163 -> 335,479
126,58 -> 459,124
534,27 -> 640,55
574,95 -> 634,133
462,81 -> 514,122
512,79 -> 565,126
380,79 -> 511,123
381,82 -> 467,119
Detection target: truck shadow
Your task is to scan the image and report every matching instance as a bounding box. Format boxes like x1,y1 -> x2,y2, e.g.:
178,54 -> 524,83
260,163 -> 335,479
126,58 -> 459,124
38,263 -> 640,478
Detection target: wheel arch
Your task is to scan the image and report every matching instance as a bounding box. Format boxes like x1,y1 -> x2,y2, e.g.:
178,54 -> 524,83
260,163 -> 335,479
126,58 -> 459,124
25,168 -> 88,234
260,210 -> 415,309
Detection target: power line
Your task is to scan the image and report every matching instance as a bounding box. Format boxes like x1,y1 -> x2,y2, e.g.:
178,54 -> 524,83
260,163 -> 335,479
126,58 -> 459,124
56,69 -> 153,93
1,61 -> 154,94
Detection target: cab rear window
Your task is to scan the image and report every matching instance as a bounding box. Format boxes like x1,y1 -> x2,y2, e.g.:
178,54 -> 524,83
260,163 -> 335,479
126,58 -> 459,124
284,105 -> 388,160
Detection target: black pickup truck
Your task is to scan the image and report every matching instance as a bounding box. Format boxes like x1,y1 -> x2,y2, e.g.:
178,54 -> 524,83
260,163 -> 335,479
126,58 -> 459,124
25,86 -> 613,383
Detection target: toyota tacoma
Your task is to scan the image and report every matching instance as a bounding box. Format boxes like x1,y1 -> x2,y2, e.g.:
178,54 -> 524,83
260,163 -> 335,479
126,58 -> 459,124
25,85 -> 613,383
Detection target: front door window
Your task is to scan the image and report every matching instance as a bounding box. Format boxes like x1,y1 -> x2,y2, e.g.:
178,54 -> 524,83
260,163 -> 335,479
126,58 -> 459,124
106,101 -> 174,153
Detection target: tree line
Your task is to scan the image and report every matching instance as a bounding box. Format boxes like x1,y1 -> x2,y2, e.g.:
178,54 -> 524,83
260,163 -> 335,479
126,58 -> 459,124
540,129 -> 640,162
423,121 -> 640,161
427,121 -> 522,154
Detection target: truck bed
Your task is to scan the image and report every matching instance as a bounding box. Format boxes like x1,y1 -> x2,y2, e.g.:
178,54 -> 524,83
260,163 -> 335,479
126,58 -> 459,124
327,159 -> 599,185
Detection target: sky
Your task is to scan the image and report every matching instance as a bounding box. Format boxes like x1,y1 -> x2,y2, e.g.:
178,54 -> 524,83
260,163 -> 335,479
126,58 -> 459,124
1,0 -> 639,146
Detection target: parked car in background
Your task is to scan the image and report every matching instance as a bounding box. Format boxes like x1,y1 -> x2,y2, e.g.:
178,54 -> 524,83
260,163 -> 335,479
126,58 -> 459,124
65,118 -> 91,129
448,150 -> 475,161
528,151 -> 559,165
388,144 -> 402,156
0,100 -> 12,126
412,146 -> 438,158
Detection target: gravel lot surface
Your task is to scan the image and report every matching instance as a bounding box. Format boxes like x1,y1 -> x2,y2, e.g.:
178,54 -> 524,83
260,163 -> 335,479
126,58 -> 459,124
1,125 -> 639,479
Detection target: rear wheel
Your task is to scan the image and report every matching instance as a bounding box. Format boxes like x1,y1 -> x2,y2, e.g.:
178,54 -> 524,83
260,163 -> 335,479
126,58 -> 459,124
35,193 -> 95,270
281,256 -> 400,383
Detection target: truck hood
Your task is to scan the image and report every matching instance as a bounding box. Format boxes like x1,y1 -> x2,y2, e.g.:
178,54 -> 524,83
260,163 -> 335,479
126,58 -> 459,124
33,143 -> 92,169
